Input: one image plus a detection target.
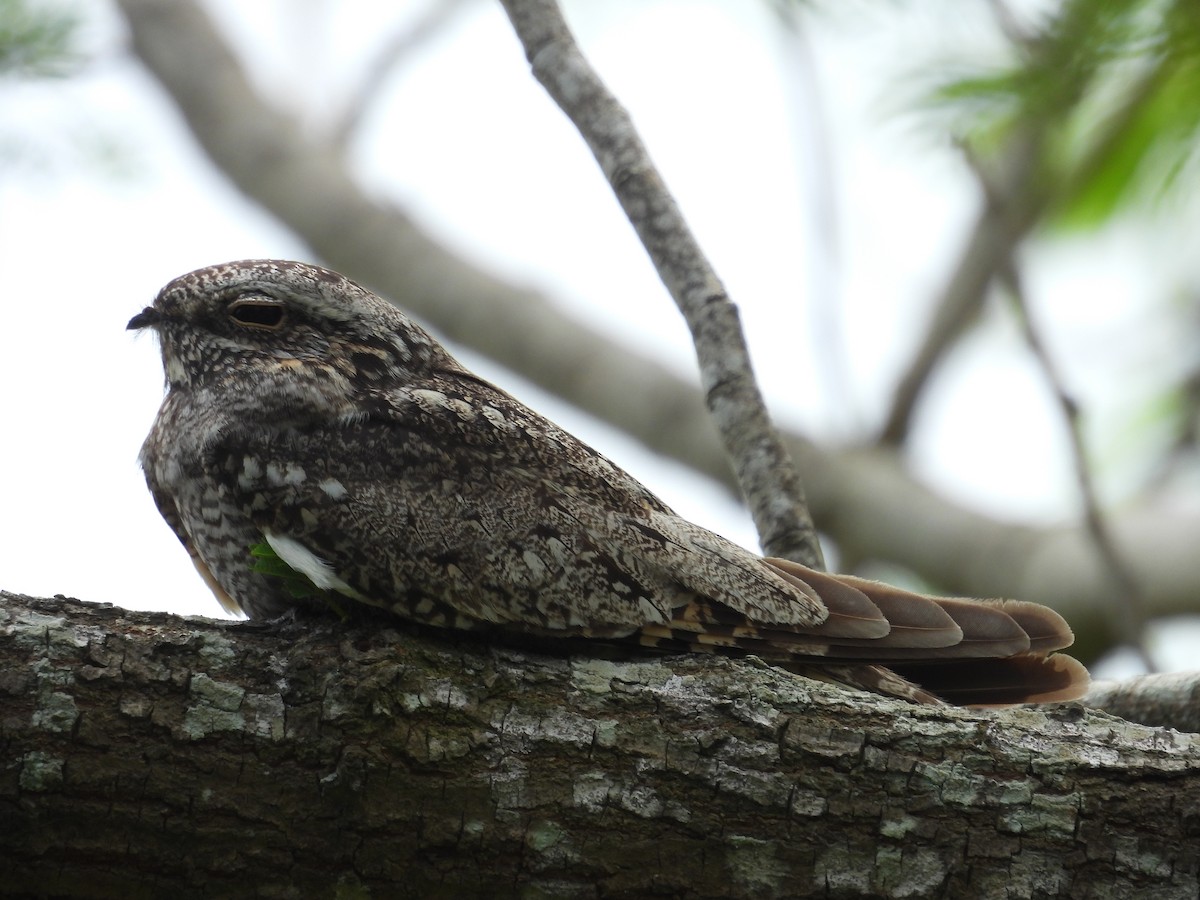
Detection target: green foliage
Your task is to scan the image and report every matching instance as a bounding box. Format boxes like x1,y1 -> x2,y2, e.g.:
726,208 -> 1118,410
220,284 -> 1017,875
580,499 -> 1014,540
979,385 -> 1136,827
0,0 -> 80,79
0,1 -> 136,178
249,543 -> 351,619
250,542 -> 324,601
924,0 -> 1200,230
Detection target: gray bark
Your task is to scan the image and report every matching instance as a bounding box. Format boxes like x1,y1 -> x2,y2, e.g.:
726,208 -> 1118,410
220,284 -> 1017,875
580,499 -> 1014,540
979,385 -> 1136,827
1083,672 -> 1200,734
3,592 -> 1198,899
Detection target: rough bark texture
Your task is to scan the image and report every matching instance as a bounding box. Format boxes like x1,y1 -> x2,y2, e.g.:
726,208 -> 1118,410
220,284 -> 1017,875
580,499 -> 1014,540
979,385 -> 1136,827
2,592 -> 1198,899
1084,673 -> 1200,734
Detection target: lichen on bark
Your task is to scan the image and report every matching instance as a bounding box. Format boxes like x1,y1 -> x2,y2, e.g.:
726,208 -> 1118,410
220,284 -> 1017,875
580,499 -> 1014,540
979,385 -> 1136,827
2,592 -> 1199,898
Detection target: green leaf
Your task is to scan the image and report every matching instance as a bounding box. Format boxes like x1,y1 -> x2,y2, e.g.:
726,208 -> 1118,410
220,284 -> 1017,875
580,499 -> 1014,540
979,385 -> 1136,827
248,542 -> 354,620
913,0 -> 1200,230
0,0 -> 81,79
249,542 -> 326,601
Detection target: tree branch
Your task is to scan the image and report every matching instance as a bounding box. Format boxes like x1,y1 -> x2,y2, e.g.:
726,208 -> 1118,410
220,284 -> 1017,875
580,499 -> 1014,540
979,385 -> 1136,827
330,0 -> 474,150
1084,672 -> 1200,733
880,39 -> 1178,447
498,0 -> 822,568
4,592 -> 1200,897
879,130 -> 1044,446
1005,264 -> 1154,671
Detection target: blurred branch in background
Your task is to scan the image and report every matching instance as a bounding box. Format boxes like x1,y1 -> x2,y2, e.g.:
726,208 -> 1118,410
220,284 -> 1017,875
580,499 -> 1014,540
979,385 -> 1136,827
882,0 -> 1200,445
878,127 -> 1044,446
1004,263 -> 1156,671
330,0 -> 474,150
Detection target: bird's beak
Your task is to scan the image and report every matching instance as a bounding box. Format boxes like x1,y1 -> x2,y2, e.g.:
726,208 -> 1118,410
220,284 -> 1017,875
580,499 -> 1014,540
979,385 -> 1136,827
127,307 -> 161,331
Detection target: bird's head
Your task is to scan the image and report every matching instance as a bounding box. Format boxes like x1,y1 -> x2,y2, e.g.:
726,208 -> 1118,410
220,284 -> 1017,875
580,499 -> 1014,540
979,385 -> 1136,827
128,259 -> 450,415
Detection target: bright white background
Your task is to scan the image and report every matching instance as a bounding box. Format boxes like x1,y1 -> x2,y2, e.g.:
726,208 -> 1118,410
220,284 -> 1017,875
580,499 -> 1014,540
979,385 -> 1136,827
1,0 -> 1192,675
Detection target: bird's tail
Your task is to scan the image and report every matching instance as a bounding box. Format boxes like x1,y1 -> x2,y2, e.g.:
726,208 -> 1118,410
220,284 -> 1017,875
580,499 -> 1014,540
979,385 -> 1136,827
637,557 -> 1090,707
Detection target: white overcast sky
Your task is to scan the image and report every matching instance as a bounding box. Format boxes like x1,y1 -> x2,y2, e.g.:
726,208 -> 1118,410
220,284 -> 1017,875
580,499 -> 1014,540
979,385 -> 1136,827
1,0 -> 1192,675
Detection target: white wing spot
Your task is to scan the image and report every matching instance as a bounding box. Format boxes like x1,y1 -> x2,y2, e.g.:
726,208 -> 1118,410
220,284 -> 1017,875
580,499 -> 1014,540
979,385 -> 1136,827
265,461 -> 307,487
239,456 -> 264,490
264,532 -> 366,601
444,397 -> 475,419
522,549 -> 547,580
319,477 -> 349,500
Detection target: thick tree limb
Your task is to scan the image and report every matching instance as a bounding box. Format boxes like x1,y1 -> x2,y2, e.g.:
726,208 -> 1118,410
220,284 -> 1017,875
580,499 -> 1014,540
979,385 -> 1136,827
3,592 -> 1199,898
1084,673 -> 1200,734
111,0 -> 1200,657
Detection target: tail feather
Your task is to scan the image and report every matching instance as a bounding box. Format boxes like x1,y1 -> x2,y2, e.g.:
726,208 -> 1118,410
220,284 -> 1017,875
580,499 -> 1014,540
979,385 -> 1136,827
985,599 -> 1075,653
638,558 -> 1089,707
889,654 -> 1091,706
765,558 -> 965,648
761,561 -> 890,639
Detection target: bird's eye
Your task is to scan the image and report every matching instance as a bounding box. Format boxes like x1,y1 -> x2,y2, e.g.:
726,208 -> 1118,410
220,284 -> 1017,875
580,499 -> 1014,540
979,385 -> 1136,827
227,298 -> 287,331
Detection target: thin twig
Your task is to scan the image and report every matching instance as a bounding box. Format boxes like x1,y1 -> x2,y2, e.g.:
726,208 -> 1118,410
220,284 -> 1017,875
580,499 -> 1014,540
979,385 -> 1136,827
497,0 -> 824,569
984,0 -> 1031,46
880,14 -> 1172,448
1164,365 -> 1200,471
1003,264 -> 1156,672
879,128 -> 1045,446
330,0 -> 474,150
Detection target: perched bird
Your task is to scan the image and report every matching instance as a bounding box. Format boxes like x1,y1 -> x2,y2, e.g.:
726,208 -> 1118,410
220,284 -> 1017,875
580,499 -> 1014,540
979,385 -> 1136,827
129,260 -> 1088,706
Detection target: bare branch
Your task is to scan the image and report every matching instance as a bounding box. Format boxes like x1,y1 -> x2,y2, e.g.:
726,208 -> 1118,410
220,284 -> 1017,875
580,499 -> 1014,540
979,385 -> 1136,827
497,0 -> 824,569
1083,673 -> 1200,733
881,38 -> 1179,447
984,0 -> 1033,46
1160,363 -> 1200,477
330,0 -> 474,149
879,130 -> 1044,446
1004,265 -> 1156,671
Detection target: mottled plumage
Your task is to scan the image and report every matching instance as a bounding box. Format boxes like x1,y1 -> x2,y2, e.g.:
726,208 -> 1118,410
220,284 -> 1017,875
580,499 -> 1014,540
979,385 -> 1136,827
129,260 -> 1089,706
